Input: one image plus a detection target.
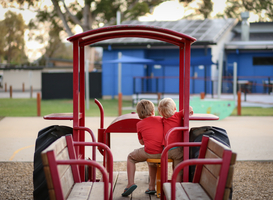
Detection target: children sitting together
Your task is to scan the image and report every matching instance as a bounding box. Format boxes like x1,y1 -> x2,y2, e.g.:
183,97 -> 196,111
122,98 -> 193,197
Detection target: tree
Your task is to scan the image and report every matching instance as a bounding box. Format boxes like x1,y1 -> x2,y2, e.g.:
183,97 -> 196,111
2,0 -> 168,69
224,0 -> 273,21
198,0 -> 213,19
178,0 -> 213,20
3,0 -> 166,37
0,10 -> 28,65
0,0 -> 224,66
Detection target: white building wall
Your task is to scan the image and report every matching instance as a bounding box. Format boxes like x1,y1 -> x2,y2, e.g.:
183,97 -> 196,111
2,70 -> 41,91
209,23 -> 236,94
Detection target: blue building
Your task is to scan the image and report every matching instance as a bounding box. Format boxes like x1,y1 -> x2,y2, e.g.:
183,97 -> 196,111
92,16 -> 273,99
224,13 -> 273,94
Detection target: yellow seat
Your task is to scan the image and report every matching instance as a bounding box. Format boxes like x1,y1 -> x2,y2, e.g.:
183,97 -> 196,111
146,158 -> 173,198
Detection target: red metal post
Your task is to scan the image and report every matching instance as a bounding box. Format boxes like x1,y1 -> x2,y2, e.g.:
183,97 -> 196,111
179,45 -> 185,111
37,92 -> 41,116
79,45 -> 86,181
183,41 -> 191,182
73,40 -> 80,154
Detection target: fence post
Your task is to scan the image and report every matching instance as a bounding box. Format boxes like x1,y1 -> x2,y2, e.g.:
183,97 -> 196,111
22,83 -> 25,92
9,85 -> 12,98
200,92 -> 205,99
237,91 -> 241,116
5,83 -> 7,92
157,92 -> 162,105
118,93 -> 122,116
37,92 -> 41,116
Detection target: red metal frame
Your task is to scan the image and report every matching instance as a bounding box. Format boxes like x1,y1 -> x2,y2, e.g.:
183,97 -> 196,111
43,25 -> 220,182
46,135 -> 113,200
68,25 -> 195,180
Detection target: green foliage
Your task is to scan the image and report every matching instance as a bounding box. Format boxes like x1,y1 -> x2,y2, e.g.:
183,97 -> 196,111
198,0 -> 213,19
0,10 -> 28,65
225,0 -> 273,21
94,0 -> 122,24
123,0 -> 164,21
124,2 -> 150,20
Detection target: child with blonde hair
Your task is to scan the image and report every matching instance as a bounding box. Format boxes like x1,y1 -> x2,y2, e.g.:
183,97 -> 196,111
158,98 -> 193,181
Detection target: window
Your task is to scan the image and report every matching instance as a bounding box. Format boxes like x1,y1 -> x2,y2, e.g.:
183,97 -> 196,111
253,57 -> 273,65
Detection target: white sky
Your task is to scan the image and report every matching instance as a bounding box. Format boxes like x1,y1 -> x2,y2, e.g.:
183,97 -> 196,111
0,0 -> 260,61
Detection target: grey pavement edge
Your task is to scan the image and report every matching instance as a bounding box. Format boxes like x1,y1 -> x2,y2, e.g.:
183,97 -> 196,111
0,116 -> 272,162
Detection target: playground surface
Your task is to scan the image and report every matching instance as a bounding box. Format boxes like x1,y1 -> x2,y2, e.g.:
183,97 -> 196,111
0,115 -> 272,162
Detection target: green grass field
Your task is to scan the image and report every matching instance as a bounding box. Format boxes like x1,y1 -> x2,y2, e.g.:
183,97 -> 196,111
0,98 -> 272,117
0,98 -> 136,117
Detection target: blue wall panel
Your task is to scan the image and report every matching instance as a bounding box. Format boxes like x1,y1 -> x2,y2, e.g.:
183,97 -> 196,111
102,48 -> 213,97
102,49 -> 145,97
226,51 -> 273,93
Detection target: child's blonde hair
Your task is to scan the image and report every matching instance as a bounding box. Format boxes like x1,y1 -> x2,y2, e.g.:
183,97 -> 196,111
158,98 -> 176,118
136,99 -> 155,119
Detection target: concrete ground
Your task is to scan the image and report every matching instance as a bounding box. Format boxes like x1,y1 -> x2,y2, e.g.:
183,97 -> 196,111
0,116 -> 272,162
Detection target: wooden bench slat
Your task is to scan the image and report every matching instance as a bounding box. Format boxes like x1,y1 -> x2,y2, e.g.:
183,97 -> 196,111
204,149 -> 221,178
56,148 -> 71,178
88,182 -> 111,200
67,182 -> 93,200
223,188 -> 231,200
230,152 -> 237,165
226,165 -> 235,189
41,137 -> 68,166
43,137 -> 68,156
43,166 -> 54,189
48,190 -> 56,200
207,138 -> 229,158
182,183 -> 211,200
200,166 -> 217,199
88,182 -> 112,200
163,183 -> 189,200
60,166 -> 75,198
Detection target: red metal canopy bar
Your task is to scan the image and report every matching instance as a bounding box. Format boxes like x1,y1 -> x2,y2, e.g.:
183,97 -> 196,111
67,25 -> 196,46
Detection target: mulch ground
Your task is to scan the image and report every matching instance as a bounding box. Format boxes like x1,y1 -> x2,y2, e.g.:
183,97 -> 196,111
0,161 -> 273,199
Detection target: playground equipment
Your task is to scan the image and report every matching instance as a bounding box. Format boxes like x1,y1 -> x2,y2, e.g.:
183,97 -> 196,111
175,97 -> 235,120
43,25 -> 219,183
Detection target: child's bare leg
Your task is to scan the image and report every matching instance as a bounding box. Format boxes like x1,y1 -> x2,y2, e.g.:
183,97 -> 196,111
126,159 -> 136,188
148,164 -> 157,191
176,173 -> 182,182
173,162 -> 182,182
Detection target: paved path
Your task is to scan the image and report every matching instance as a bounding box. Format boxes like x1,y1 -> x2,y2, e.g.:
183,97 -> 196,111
0,116 -> 272,162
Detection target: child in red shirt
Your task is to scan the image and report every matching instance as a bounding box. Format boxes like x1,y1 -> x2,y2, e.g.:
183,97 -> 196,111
122,100 -> 164,197
158,98 -> 193,181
